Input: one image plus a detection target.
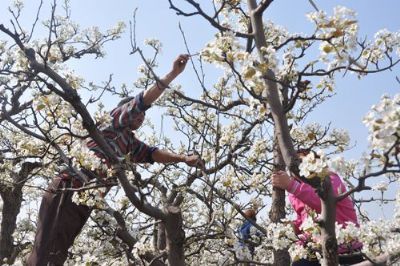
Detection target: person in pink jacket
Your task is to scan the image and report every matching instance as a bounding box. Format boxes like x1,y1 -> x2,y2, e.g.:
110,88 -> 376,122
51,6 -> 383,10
271,150 -> 364,265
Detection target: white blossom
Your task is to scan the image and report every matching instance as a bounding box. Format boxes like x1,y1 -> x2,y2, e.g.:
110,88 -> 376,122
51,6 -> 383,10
299,150 -> 329,179
372,181 -> 389,192
363,94 -> 400,154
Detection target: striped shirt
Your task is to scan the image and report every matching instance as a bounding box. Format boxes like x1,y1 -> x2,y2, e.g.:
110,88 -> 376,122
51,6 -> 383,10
87,91 -> 157,165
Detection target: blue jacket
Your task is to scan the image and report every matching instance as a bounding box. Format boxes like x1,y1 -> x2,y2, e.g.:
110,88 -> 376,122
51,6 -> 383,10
239,220 -> 253,243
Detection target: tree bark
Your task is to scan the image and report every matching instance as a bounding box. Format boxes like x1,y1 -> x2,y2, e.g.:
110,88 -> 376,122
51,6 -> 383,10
247,1 -> 339,265
157,222 -> 167,251
164,206 -> 185,266
0,162 -> 39,264
269,143 -> 290,266
319,177 -> 338,266
0,188 -> 23,264
247,0 -> 297,171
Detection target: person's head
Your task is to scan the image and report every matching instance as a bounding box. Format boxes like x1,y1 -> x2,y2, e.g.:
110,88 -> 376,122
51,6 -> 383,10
296,148 -> 320,160
296,148 -> 310,159
244,209 -> 257,220
118,96 -> 146,130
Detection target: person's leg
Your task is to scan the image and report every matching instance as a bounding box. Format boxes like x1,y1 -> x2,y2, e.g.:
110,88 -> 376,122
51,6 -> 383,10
338,253 -> 364,265
47,186 -> 91,264
27,178 -> 64,266
27,178 -> 91,266
292,258 -> 321,266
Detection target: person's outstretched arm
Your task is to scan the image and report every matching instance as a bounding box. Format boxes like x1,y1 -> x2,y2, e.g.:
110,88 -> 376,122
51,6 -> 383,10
151,149 -> 203,168
142,54 -> 189,106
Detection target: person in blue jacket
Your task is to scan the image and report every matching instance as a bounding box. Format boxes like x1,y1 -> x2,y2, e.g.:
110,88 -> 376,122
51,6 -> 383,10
238,209 -> 259,257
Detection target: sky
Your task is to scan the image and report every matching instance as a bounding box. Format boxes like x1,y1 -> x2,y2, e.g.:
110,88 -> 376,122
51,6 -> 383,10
4,0 -> 396,157
1,0 -> 399,218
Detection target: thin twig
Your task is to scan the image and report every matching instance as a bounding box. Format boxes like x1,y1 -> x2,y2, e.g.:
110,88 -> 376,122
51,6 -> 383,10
308,0 -> 319,12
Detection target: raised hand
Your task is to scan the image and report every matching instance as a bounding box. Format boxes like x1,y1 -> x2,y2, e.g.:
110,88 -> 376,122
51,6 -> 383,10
172,54 -> 189,75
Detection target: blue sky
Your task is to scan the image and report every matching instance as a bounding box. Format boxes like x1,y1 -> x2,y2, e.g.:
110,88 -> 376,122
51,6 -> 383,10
4,0 -> 396,158
1,0 -> 399,217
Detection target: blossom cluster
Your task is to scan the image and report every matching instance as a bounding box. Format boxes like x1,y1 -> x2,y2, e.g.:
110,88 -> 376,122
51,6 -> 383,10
144,38 -> 162,52
71,187 -> 107,208
308,6 -> 358,67
362,29 -> 400,64
69,141 -> 103,172
290,123 -> 350,152
247,139 -> 268,165
132,235 -> 155,258
299,150 -> 329,179
68,211 -> 130,265
266,222 -> 297,250
94,102 -> 113,128
363,94 -> 400,155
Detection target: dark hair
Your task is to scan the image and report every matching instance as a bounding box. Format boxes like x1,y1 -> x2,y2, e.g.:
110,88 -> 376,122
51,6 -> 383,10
297,148 -> 320,159
117,96 -> 135,107
244,209 -> 257,219
296,148 -> 311,156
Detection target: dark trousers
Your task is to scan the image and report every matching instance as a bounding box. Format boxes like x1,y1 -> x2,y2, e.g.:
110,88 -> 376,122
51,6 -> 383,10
292,254 -> 364,266
292,259 -> 321,266
27,178 -> 91,266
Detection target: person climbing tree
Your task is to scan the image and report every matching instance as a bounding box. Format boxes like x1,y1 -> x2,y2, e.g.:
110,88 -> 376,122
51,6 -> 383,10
27,54 -> 203,266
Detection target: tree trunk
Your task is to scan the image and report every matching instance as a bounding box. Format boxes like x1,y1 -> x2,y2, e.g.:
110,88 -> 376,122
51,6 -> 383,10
0,188 -> 23,264
247,1 -> 339,264
247,0 -> 297,171
0,162 -> 40,264
269,144 -> 291,266
319,177 -> 338,266
157,222 -> 167,251
164,206 -> 185,266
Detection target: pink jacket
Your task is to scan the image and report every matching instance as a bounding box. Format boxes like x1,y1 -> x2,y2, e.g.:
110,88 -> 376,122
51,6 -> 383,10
286,173 -> 362,253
